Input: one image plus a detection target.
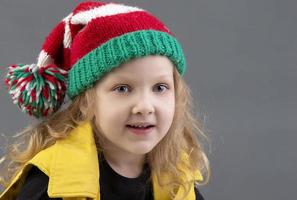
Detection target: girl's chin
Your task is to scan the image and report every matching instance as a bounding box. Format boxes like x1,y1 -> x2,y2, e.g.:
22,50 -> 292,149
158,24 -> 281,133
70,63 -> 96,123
125,143 -> 155,155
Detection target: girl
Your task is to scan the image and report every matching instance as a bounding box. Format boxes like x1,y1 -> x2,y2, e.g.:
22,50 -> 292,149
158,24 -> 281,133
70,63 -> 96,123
0,1 -> 210,200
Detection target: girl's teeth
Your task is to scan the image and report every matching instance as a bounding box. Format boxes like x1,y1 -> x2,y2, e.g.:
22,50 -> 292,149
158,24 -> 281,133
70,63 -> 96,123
128,125 -> 152,129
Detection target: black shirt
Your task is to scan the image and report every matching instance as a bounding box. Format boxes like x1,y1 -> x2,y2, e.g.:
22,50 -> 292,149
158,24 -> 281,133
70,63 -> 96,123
99,153 -> 153,200
15,154 -> 204,200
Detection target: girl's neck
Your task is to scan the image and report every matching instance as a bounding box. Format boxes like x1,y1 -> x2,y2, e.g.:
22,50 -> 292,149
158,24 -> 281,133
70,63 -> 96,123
101,149 -> 146,178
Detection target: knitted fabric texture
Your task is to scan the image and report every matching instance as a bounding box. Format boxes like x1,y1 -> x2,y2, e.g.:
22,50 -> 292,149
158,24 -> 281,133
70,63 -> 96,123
4,1 -> 187,118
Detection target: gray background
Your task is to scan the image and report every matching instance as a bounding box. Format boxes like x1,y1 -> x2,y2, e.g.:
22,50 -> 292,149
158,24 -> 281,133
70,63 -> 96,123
0,0 -> 296,199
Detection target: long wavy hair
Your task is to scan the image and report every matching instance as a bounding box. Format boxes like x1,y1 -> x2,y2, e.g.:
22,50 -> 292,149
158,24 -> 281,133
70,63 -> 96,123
0,66 -> 211,199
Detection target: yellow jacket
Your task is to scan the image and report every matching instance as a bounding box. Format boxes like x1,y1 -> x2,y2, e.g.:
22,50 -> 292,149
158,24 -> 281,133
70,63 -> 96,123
0,121 -> 203,200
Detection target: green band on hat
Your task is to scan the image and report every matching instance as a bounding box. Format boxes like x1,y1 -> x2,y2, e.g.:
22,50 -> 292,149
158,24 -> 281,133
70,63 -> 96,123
67,30 -> 186,99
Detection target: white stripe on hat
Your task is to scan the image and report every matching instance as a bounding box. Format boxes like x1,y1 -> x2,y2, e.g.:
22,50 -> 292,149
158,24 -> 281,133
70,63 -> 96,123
70,3 -> 144,25
37,50 -> 54,67
63,13 -> 73,48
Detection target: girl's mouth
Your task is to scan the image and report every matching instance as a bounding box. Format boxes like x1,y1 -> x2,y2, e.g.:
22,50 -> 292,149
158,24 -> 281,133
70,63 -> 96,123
126,125 -> 155,135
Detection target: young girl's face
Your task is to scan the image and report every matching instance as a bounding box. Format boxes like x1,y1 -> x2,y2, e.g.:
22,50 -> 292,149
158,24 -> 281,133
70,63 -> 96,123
94,55 -> 175,156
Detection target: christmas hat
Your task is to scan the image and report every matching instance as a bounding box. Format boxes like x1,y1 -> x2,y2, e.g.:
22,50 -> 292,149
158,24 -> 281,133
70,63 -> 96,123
4,1 -> 187,118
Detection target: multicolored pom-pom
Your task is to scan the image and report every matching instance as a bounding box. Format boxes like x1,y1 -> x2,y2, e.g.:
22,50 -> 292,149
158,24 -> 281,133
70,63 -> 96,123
4,63 -> 68,118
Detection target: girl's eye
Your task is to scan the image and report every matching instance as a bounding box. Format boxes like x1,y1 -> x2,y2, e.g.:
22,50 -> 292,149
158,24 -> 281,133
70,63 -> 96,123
153,84 -> 169,93
113,85 -> 130,93
113,84 -> 169,94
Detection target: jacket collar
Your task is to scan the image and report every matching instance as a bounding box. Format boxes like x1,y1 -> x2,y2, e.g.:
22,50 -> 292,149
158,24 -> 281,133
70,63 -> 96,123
44,121 -> 203,199
46,121 -> 99,198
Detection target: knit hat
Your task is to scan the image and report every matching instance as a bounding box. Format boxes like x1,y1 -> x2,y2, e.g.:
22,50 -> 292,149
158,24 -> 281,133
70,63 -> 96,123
4,1 -> 187,118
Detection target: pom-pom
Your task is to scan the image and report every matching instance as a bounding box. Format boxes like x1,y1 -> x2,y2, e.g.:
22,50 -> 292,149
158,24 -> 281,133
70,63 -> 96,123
4,63 -> 68,118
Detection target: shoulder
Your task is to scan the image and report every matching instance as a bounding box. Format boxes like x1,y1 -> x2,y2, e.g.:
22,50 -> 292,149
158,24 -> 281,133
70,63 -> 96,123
15,166 -> 61,200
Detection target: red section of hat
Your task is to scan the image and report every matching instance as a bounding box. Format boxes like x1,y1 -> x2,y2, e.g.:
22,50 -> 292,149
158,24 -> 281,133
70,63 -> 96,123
72,1 -> 109,15
70,11 -> 171,66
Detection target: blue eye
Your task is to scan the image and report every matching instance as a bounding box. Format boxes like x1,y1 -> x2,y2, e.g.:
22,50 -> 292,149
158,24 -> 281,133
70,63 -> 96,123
114,85 -> 130,93
113,84 -> 169,94
153,84 -> 169,93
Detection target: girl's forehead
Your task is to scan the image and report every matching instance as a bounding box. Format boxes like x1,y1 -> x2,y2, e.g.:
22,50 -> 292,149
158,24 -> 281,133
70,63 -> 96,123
111,56 -> 173,75
99,55 -> 174,82
109,73 -> 173,83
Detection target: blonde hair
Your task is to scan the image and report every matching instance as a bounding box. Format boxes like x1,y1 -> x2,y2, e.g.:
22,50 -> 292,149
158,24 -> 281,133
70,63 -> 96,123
0,66 -> 211,199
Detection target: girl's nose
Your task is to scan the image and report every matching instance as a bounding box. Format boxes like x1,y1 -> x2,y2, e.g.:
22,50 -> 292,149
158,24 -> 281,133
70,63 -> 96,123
131,95 -> 155,115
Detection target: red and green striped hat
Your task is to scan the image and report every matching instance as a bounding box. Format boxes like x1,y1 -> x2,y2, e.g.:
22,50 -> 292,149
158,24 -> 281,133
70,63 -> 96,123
4,1 -> 187,118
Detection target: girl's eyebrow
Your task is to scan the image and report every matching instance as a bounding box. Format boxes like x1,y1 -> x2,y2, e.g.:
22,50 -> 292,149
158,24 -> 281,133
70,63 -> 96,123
112,74 -> 172,81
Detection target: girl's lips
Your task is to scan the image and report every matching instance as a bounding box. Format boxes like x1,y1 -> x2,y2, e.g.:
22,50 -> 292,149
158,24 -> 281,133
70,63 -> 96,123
126,125 -> 155,135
